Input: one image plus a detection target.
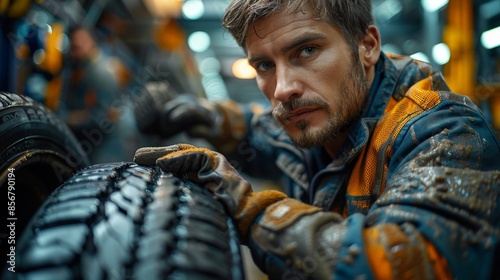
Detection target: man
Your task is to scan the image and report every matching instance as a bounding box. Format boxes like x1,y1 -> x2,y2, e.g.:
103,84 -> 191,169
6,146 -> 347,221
60,26 -> 123,163
134,0 -> 500,279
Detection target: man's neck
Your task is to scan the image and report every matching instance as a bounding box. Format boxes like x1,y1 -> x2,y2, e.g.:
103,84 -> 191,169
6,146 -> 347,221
323,130 -> 350,160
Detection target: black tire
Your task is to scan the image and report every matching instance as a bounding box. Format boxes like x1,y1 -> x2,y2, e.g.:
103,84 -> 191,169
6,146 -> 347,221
5,162 -> 244,280
0,92 -> 89,266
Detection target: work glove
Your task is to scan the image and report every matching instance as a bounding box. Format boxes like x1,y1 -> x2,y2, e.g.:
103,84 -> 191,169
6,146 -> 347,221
133,144 -> 288,240
133,81 -> 176,134
133,144 -> 347,279
158,95 -> 251,153
159,95 -> 222,139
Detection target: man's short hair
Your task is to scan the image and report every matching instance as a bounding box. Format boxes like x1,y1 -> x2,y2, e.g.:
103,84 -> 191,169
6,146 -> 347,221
222,0 -> 374,54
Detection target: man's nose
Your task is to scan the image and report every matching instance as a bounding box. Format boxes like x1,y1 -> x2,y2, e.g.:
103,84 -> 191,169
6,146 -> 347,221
274,66 -> 302,102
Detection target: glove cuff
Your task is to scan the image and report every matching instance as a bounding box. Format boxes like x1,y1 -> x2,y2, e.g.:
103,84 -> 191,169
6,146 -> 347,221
209,100 -> 266,153
235,190 -> 288,242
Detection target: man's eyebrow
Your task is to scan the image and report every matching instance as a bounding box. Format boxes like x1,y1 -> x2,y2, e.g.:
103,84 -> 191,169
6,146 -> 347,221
247,33 -> 327,65
281,33 -> 327,53
248,55 -> 265,66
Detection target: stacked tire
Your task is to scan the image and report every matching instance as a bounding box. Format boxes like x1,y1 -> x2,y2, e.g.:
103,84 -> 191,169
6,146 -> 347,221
0,92 -> 89,267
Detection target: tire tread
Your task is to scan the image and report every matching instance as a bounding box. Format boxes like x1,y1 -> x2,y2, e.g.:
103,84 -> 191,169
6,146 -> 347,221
9,162 -> 244,280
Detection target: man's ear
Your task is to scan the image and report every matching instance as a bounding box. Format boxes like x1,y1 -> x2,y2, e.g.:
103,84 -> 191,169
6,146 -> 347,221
359,25 -> 381,70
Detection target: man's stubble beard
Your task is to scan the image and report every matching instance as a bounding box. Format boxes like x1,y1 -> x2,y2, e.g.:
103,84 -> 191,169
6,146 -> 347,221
272,56 -> 369,149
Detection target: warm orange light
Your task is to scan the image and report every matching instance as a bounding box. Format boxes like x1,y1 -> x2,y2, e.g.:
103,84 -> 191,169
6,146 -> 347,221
232,58 -> 256,79
43,23 -> 64,75
155,19 -> 185,51
143,0 -> 183,18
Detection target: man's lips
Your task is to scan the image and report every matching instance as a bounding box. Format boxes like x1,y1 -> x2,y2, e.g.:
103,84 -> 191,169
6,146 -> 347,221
284,107 -> 320,121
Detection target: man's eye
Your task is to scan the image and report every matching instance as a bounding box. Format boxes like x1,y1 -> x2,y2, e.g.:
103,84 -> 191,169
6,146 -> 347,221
257,61 -> 275,71
299,46 -> 317,58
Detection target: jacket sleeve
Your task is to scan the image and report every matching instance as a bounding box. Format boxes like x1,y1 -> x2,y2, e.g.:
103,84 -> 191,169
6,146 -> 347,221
246,161 -> 500,280
243,102 -> 500,279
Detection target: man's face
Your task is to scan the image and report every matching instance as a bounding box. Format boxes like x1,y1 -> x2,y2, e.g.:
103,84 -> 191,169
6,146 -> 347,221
70,29 -> 95,64
246,6 -> 369,148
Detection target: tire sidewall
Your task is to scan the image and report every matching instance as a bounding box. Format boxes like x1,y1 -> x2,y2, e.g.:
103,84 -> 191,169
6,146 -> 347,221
0,92 -> 89,268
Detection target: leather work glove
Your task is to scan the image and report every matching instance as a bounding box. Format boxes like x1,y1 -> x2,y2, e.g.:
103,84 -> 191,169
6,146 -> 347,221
159,95 -> 222,139
133,144 -> 288,240
159,96 -> 252,153
134,144 -> 350,279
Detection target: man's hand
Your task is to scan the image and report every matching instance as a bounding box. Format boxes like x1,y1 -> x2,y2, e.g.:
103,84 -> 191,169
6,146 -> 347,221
133,144 -> 287,240
134,144 -> 347,279
159,95 -> 222,139
135,143 -> 252,215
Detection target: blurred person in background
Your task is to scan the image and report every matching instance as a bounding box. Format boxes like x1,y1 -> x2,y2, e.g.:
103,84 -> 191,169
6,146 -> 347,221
59,26 -> 124,164
134,0 -> 500,279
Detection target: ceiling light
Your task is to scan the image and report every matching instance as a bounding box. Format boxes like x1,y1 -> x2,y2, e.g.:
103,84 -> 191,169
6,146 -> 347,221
182,0 -> 204,20
199,57 -> 228,101
199,57 -> 221,73
188,31 -> 210,53
481,26 -> 500,50
432,43 -> 451,65
374,0 -> 402,22
232,58 -> 256,79
421,0 -> 448,13
33,49 -> 46,64
143,0 -> 183,18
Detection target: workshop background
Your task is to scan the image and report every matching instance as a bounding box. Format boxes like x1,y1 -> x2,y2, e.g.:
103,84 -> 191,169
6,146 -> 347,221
1,0 -> 500,279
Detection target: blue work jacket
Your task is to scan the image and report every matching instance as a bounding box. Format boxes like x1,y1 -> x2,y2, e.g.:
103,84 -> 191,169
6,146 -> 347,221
235,52 -> 500,279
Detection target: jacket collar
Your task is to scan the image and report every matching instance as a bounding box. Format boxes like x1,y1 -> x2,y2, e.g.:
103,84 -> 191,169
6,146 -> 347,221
342,52 -> 402,163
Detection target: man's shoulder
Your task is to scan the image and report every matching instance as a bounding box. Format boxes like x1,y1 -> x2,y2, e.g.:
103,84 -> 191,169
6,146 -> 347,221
383,52 -> 440,101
